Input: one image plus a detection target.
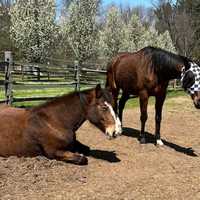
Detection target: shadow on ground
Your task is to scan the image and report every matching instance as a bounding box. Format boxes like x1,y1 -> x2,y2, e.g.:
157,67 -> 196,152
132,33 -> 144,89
123,127 -> 198,157
89,149 -> 121,163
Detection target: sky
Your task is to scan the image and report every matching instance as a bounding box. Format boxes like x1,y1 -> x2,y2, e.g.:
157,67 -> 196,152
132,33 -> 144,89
57,0 -> 155,9
102,0 -> 154,7
56,0 -> 155,18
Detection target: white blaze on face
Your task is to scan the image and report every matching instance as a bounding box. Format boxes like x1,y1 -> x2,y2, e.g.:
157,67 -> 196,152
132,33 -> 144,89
104,101 -> 122,138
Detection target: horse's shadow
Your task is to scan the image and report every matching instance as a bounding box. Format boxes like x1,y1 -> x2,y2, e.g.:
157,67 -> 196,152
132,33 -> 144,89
123,127 -> 198,157
89,149 -> 121,163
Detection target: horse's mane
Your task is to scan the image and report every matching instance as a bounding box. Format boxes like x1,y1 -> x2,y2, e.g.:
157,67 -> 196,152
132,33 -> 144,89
32,89 -> 92,111
32,87 -> 112,111
142,46 -> 191,71
141,46 -> 191,80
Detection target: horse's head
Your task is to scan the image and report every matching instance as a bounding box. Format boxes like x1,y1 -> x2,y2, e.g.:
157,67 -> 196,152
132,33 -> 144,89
181,62 -> 200,109
86,84 -> 122,139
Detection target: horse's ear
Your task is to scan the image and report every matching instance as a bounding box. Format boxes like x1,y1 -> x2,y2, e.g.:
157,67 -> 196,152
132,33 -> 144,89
95,84 -> 102,98
182,71 -> 195,90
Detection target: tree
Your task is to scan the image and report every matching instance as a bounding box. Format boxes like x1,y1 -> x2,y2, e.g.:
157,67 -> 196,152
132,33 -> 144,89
143,27 -> 176,53
0,0 -> 13,56
122,12 -> 176,53
10,0 -> 58,63
62,0 -> 100,64
122,14 -> 146,52
99,6 -> 125,59
154,0 -> 199,58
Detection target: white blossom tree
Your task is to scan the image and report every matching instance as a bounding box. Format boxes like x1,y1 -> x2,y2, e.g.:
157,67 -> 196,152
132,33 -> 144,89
62,0 -> 100,64
122,14 -> 146,52
155,30 -> 176,52
122,14 -> 176,53
10,0 -> 58,63
142,27 -> 176,52
99,6 -> 125,59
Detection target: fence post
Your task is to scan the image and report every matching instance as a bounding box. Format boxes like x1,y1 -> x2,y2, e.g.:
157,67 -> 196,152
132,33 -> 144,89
4,51 -> 13,105
74,60 -> 80,91
173,79 -> 177,90
37,67 -> 40,81
21,65 -> 24,81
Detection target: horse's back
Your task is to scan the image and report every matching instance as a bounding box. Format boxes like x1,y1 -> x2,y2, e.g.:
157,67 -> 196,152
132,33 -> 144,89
0,105 -> 35,157
108,51 -> 150,93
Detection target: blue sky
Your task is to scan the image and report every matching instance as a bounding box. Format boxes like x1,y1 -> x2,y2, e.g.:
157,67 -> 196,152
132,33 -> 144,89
102,0 -> 154,7
57,0 -> 155,8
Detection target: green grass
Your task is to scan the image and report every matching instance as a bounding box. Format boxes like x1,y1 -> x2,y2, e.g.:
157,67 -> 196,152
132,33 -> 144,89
125,89 -> 186,108
0,84 -> 186,108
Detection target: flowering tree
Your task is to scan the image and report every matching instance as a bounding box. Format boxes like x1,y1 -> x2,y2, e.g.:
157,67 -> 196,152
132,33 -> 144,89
99,6 -> 125,59
100,9 -> 176,59
122,14 -> 146,52
142,27 -> 176,52
62,0 -> 100,64
10,0 -> 58,63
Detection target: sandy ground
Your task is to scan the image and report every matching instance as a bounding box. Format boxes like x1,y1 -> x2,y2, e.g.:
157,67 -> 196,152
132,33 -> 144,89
0,96 -> 200,200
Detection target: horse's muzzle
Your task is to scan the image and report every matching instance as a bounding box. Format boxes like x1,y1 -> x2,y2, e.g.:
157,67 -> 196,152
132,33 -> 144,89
194,102 -> 200,109
105,125 -> 122,140
194,99 -> 200,109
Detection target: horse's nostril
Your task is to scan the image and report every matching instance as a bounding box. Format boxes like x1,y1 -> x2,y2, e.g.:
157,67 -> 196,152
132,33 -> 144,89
195,100 -> 200,109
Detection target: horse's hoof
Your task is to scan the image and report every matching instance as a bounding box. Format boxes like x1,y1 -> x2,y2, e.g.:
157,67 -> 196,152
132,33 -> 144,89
78,155 -> 88,165
140,137 -> 146,144
156,139 -> 164,146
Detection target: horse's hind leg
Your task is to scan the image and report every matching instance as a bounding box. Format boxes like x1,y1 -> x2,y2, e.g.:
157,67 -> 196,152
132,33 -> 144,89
155,91 -> 167,146
139,90 -> 149,144
112,89 -> 119,114
55,150 -> 88,165
118,93 -> 129,123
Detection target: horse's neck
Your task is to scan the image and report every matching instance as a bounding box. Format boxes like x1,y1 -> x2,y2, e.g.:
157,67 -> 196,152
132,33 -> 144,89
61,96 -> 86,131
37,95 -> 87,131
158,65 -> 182,81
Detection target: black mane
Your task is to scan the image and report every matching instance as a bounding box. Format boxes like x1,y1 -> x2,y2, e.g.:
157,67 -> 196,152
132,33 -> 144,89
142,46 -> 191,80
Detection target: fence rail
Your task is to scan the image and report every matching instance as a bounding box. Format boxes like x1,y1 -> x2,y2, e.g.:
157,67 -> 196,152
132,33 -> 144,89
0,60 -> 107,105
0,56 -> 180,105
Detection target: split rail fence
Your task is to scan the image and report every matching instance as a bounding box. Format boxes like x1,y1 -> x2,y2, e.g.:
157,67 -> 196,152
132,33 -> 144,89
0,52 -> 181,105
0,58 -> 106,105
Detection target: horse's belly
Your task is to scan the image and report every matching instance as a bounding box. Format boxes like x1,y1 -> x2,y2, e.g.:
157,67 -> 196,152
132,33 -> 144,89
117,77 -> 139,95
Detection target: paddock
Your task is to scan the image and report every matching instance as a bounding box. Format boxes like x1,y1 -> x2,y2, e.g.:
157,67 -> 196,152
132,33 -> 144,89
0,95 -> 200,200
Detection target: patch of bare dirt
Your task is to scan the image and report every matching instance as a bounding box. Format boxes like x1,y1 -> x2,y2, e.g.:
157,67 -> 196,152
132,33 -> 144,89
0,96 -> 200,200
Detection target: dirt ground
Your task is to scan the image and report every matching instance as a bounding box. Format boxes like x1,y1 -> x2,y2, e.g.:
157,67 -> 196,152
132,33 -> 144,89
0,96 -> 200,200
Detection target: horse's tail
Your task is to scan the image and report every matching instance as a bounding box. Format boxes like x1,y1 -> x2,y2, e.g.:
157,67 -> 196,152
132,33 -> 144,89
106,58 -> 118,91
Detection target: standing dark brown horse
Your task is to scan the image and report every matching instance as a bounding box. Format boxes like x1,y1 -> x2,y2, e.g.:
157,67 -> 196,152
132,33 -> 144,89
0,85 -> 122,165
106,46 -> 200,145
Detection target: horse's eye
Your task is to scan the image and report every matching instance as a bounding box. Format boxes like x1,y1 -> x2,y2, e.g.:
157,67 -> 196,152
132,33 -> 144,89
101,105 -> 108,111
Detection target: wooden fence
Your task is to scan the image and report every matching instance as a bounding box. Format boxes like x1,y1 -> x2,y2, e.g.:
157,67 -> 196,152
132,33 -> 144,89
0,52 -> 181,105
0,60 -> 107,105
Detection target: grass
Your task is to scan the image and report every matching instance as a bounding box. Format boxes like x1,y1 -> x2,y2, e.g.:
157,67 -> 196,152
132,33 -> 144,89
0,84 -> 95,107
0,84 -> 187,108
125,89 -> 187,108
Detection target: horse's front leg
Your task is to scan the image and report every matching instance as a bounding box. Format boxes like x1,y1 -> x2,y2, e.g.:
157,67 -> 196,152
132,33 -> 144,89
155,92 -> 166,146
55,150 -> 88,165
41,129 -> 88,165
139,90 -> 149,144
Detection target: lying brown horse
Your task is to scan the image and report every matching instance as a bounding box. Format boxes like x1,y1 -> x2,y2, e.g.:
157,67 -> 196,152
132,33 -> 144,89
0,85 -> 122,165
106,46 -> 200,145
